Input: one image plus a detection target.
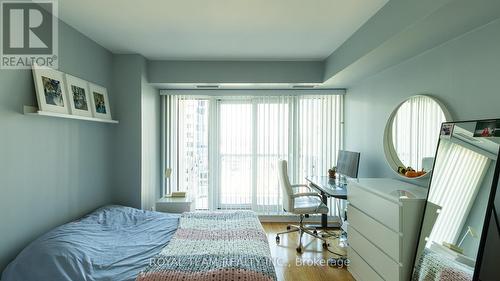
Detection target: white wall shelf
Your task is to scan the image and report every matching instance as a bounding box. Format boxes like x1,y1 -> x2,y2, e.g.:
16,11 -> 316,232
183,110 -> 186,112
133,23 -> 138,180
23,105 -> 119,124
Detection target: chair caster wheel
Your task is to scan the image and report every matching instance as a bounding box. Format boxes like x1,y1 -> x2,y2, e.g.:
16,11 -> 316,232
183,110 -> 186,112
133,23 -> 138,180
275,236 -> 280,244
296,247 -> 302,253
322,242 -> 329,249
286,225 -> 291,230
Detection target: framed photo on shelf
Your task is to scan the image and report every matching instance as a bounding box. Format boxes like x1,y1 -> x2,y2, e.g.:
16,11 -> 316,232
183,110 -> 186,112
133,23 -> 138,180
89,83 -> 112,120
32,66 -> 70,114
65,74 -> 92,117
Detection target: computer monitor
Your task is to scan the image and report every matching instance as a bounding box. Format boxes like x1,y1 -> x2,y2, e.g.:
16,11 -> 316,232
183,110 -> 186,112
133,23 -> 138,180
336,150 -> 360,179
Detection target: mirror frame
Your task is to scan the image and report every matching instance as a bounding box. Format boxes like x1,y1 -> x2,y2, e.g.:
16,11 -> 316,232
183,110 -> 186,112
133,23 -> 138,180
383,94 -> 452,180
411,119 -> 500,281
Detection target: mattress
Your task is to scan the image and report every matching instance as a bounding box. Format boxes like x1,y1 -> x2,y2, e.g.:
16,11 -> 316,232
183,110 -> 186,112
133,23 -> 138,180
1,205 -> 180,281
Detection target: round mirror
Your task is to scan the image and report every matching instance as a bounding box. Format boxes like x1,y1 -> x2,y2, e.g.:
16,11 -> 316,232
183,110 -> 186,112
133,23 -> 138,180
384,95 -> 452,179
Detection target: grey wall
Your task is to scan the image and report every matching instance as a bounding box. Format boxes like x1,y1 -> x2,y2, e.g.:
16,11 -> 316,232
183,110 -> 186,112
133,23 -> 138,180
148,60 -> 324,84
0,21 -> 114,272
324,0 -> 453,80
111,54 -> 160,210
344,18 -> 500,178
110,55 -> 144,209
141,63 -> 161,210
323,0 -> 500,88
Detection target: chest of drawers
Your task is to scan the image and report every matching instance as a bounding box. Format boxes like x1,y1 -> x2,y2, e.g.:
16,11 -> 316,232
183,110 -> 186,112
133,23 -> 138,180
347,178 -> 427,281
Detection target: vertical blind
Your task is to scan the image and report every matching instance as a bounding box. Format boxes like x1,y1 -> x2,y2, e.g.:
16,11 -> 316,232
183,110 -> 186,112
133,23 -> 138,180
297,96 -> 343,182
392,96 -> 446,170
427,140 -> 489,247
162,94 -> 343,215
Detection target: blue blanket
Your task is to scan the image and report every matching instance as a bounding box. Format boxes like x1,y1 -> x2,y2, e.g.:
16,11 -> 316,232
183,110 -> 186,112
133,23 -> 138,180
2,205 -> 179,281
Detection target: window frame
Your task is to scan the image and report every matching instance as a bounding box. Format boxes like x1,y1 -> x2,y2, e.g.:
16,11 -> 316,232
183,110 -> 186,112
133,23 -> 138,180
161,93 -> 345,214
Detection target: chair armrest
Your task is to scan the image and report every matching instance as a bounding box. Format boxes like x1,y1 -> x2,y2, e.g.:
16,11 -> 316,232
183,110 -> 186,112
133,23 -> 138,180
291,184 -> 312,192
292,192 -> 322,199
291,184 -> 310,188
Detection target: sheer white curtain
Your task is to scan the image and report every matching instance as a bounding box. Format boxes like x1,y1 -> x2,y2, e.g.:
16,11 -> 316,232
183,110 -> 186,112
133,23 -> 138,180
162,95 -> 179,196
392,96 -> 446,170
296,95 -> 343,182
255,96 -> 292,213
217,99 -> 254,209
427,140 -> 490,246
162,94 -> 343,215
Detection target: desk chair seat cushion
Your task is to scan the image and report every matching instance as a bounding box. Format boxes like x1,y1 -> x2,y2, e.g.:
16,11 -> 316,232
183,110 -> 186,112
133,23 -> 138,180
293,196 -> 329,214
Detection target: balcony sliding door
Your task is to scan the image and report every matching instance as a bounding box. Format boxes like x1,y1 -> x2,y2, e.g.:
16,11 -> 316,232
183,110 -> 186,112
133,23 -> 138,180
216,97 -> 290,212
217,100 -> 253,209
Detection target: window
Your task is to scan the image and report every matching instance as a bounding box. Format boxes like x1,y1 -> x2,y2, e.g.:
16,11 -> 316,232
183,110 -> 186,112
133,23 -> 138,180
163,94 -> 343,214
177,99 -> 209,209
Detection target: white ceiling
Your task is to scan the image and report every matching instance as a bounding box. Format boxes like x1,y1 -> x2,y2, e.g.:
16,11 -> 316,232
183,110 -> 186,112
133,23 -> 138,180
58,0 -> 388,61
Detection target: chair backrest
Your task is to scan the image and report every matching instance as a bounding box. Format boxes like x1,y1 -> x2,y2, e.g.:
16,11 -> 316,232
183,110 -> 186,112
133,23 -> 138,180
277,160 -> 294,212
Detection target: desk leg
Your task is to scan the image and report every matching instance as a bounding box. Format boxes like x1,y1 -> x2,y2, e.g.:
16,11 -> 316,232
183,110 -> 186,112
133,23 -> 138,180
321,192 -> 328,228
305,191 -> 341,230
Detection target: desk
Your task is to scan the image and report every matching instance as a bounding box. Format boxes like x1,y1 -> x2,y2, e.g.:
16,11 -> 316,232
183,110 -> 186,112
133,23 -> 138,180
305,176 -> 347,229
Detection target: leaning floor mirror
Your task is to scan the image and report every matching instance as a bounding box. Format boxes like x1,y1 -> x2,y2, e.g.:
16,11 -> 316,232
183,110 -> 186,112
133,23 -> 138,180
412,119 -> 500,281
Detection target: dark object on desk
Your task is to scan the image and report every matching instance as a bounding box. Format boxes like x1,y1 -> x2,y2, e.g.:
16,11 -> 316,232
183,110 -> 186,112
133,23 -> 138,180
336,150 -> 360,179
328,167 -> 336,179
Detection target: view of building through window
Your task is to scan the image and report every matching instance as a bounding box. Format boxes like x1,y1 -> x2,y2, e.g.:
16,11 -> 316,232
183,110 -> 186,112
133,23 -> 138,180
177,99 -> 209,209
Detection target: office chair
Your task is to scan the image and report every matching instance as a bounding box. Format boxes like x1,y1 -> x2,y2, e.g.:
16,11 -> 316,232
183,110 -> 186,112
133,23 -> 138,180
276,160 -> 330,253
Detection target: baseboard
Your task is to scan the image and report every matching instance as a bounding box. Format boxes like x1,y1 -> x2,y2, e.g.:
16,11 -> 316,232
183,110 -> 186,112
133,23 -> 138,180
258,215 -> 340,223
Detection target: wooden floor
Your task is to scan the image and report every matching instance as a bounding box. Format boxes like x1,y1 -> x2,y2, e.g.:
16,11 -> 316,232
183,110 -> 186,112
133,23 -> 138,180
262,223 -> 355,281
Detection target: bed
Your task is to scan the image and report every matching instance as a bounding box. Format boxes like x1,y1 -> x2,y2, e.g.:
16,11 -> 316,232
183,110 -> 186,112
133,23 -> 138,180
1,205 -> 276,281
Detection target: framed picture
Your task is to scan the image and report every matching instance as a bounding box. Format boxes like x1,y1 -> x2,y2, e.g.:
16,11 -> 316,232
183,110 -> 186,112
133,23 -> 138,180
89,83 -> 112,120
32,66 -> 70,114
65,74 -> 92,117
474,120 -> 500,137
440,123 -> 454,139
